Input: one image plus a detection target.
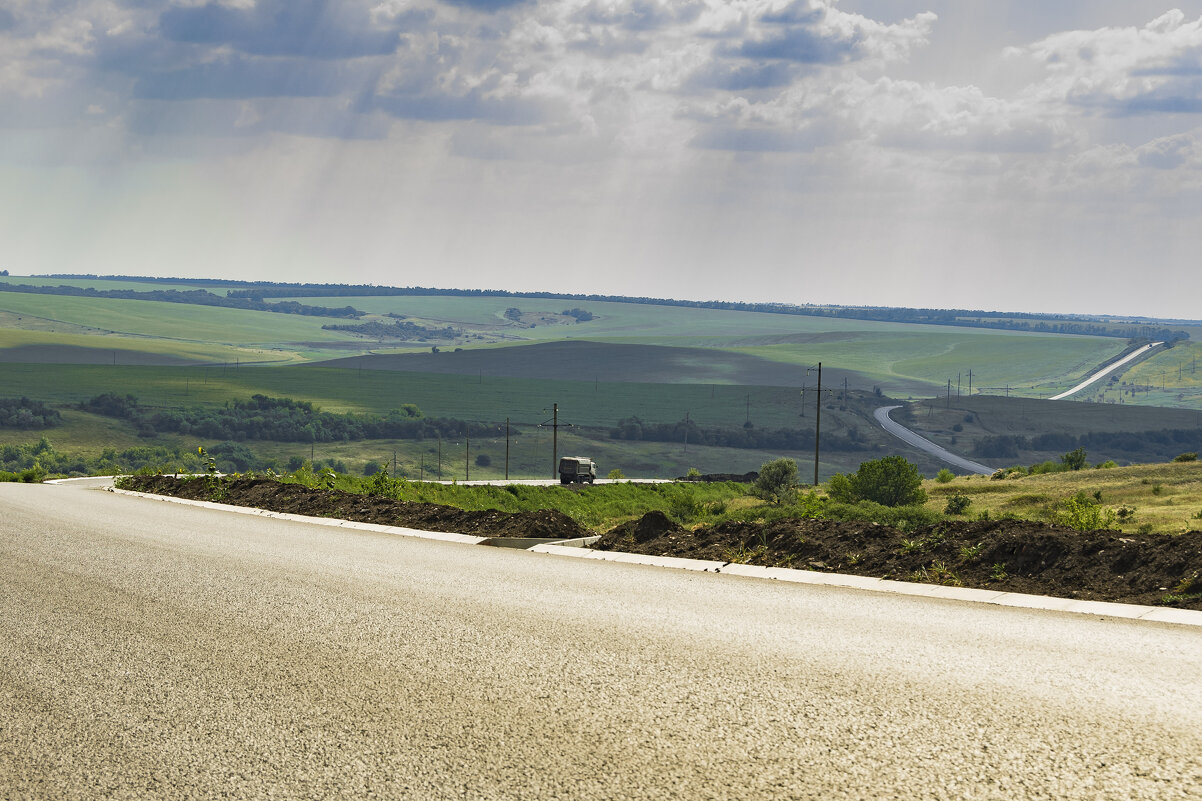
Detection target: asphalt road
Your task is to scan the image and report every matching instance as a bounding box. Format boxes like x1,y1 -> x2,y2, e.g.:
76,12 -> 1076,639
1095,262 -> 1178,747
3,482 -> 1201,800
874,405 -> 995,475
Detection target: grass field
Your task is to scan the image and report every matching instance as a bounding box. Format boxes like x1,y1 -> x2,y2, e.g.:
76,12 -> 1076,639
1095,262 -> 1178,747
0,292 -> 356,348
0,361 -> 864,429
927,460 -> 1202,536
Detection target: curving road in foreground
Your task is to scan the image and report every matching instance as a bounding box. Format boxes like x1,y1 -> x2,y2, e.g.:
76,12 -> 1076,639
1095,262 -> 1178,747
3,481 -> 1202,800
874,405 -> 995,475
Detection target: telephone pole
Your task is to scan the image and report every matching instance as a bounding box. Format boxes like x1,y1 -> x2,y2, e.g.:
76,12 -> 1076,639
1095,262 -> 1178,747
807,362 -> 823,486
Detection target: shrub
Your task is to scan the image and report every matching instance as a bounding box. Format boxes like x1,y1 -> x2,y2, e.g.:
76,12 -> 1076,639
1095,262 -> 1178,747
607,468 -> 625,480
475,453 -> 491,467
935,468 -> 955,484
685,467 -> 702,479
752,458 -> 799,505
1174,452 -> 1198,462
944,493 -> 971,515
829,456 -> 927,507
1052,494 -> 1117,531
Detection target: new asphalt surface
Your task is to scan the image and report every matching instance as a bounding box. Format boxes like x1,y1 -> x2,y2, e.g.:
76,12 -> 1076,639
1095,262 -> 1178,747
3,481 -> 1201,800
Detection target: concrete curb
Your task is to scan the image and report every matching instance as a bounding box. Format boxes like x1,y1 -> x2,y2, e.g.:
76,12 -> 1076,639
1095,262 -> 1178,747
107,487 -> 1202,628
528,547 -> 1202,628
108,488 -> 487,545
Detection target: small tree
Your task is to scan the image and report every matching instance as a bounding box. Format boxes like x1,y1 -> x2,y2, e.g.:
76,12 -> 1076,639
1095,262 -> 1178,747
828,456 -> 927,507
753,458 -> 799,505
935,468 -> 955,484
1061,448 -> 1087,471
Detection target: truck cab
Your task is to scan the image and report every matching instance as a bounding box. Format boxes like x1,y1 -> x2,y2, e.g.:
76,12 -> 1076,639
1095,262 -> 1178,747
558,456 -> 597,484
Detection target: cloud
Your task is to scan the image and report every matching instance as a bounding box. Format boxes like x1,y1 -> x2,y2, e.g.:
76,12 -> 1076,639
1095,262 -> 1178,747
131,58 -> 351,101
440,0 -> 531,11
159,0 -> 404,59
1021,10 -> 1202,117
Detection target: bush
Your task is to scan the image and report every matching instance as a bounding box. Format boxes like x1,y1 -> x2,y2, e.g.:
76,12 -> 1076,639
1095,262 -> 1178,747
935,468 -> 955,484
607,468 -> 625,480
1052,493 -> 1117,531
475,453 -> 491,467
828,456 -> 927,507
752,458 -> 799,505
1174,452 -> 1198,462
944,493 -> 971,515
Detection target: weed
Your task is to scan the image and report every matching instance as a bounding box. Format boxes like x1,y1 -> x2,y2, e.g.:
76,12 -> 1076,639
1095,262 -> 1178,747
990,563 -> 1008,581
900,539 -> 923,553
959,542 -> 984,561
1116,506 -> 1136,521
1137,523 -> 1155,535
909,561 -> 962,587
1152,484 -> 1164,496
847,552 -> 862,565
722,544 -> 765,564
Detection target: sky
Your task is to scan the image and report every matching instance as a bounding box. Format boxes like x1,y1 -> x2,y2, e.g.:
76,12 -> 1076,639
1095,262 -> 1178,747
4,1 -> 1202,319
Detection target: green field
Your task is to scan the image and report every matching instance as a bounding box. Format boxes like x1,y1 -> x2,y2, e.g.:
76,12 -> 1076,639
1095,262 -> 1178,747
4,276 -> 1202,478
0,293 -> 356,350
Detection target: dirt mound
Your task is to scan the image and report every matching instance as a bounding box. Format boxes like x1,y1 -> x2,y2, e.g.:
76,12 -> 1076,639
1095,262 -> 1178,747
120,476 -> 588,540
594,515 -> 1202,610
604,510 -> 686,544
677,472 -> 759,483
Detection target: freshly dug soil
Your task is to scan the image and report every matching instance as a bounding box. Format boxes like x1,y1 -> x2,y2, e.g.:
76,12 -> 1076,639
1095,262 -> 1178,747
120,476 -> 1202,610
596,513 -> 1202,610
121,475 -> 589,540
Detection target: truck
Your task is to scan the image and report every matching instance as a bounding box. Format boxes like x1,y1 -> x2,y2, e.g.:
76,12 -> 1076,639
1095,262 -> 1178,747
558,456 -> 597,484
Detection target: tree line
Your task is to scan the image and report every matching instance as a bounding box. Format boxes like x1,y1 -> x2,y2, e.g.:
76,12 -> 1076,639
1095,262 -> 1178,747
609,416 -> 873,452
79,393 -> 509,442
321,320 -> 459,340
0,282 -> 365,318
38,274 -> 1189,341
975,429 -> 1200,459
0,398 -> 61,429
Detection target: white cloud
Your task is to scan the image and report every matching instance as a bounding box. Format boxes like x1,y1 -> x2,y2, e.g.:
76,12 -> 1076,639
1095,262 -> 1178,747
1021,10 -> 1202,115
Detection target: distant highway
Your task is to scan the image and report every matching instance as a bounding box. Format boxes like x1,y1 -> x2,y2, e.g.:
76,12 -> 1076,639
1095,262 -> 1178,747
874,405 -> 994,475
4,481 -> 1201,800
1049,342 -> 1163,400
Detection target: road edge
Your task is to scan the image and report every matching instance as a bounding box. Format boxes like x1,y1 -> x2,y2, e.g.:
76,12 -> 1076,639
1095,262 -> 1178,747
106,486 -> 1202,629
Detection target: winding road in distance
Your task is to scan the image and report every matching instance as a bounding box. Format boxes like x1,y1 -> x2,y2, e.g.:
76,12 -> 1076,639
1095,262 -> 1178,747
874,405 -> 995,475
3,480 -> 1201,800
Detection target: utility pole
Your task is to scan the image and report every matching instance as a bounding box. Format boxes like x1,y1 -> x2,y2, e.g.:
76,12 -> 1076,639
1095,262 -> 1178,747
957,372 -> 961,399
684,411 -> 690,454
807,362 -> 823,486
465,435 -> 470,482
967,369 -> 973,397
505,418 -> 510,481
552,403 -> 558,479
438,437 -> 442,480
947,379 -> 952,408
